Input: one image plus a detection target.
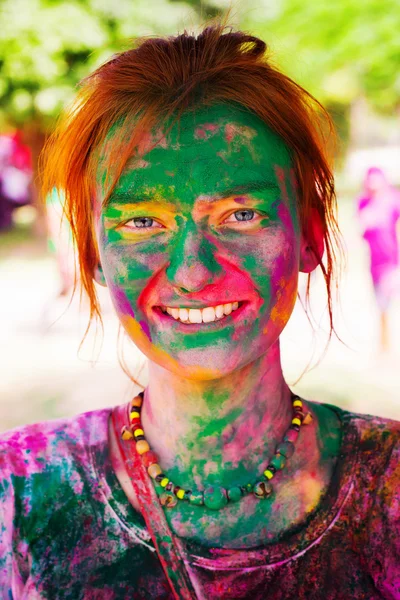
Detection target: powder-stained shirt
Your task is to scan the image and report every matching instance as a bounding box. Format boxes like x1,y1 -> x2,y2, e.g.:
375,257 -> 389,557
0,402 -> 399,600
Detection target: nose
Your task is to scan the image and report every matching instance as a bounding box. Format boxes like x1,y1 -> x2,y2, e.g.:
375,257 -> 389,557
166,225 -> 223,294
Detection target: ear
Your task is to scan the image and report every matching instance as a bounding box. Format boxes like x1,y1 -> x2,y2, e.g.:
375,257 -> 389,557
94,262 -> 107,287
299,209 -> 325,273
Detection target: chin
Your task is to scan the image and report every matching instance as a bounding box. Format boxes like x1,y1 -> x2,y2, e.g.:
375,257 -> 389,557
160,346 -> 243,380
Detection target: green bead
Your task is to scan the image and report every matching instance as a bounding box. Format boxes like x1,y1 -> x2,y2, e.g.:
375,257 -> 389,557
189,491 -> 204,506
203,486 -> 228,510
275,441 -> 295,458
270,453 -> 286,470
227,486 -> 242,502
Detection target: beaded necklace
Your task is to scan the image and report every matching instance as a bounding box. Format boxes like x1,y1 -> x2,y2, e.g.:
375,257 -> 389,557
120,391 -> 312,511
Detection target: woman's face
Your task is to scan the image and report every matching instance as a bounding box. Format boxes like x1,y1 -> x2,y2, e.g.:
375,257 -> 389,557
95,104 -> 302,379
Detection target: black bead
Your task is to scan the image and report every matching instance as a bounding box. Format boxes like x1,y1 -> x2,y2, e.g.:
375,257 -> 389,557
290,424 -> 300,432
184,490 -> 192,500
155,473 -> 165,483
135,435 -> 145,441
267,464 -> 277,474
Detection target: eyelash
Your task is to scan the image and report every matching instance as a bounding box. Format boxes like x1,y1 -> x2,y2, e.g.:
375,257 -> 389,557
121,209 -> 263,232
122,217 -> 163,231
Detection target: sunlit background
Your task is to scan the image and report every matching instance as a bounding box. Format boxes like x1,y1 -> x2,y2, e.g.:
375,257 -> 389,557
1,0 -> 399,432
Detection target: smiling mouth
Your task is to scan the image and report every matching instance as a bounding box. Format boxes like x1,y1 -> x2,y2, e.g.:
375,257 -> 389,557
158,301 -> 241,324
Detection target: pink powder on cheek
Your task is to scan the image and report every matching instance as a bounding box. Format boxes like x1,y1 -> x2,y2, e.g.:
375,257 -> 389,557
111,285 -> 136,319
139,320 -> 152,341
109,285 -> 153,342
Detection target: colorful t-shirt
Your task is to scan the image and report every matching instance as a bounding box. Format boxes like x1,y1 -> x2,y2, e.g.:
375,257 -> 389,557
0,402 -> 399,599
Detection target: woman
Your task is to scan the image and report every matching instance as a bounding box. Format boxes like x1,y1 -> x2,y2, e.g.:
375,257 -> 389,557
357,167 -> 400,352
0,25 -> 399,599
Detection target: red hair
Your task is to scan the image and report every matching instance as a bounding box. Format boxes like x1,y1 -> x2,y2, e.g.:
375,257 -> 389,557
41,23 -> 341,338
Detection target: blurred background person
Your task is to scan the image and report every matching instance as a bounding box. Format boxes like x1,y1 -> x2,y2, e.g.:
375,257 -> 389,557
357,167 -> 400,352
0,131 -> 32,230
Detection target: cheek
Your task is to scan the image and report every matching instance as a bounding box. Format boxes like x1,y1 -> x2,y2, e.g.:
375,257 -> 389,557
265,230 -> 299,331
102,239 -> 164,290
99,233 -> 167,332
230,226 -> 298,294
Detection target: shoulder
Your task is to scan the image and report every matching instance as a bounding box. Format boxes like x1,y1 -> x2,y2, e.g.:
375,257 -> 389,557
0,407 -> 112,484
345,409 -> 399,467
324,403 -> 399,455
324,405 -> 400,596
344,411 -> 400,597
314,402 -> 399,492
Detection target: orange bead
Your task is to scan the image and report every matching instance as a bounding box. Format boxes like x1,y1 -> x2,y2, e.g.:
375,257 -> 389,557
148,463 -> 162,479
121,426 -> 133,441
136,440 -> 150,454
131,395 -> 143,408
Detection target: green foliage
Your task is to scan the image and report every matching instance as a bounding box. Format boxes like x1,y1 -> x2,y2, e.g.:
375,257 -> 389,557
241,0 -> 400,114
1,0 -> 398,128
0,0 -> 197,127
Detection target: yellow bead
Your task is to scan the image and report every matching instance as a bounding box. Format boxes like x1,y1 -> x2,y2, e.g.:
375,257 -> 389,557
263,469 -> 274,480
131,395 -> 143,408
177,489 -> 185,500
134,428 -> 144,438
121,426 -> 133,441
293,399 -> 303,408
136,440 -> 150,454
148,463 -> 162,479
160,477 -> 169,488
130,411 -> 140,420
292,417 -> 301,426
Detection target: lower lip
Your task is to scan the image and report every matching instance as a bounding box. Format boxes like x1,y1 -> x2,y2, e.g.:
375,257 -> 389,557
151,302 -> 250,332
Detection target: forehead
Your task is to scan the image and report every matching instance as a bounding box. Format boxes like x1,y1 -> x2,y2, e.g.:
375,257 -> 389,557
106,104 -> 292,200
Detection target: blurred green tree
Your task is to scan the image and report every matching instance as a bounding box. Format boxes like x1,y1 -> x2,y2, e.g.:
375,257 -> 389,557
0,0 -> 200,129
0,0 -> 198,225
240,0 -> 400,113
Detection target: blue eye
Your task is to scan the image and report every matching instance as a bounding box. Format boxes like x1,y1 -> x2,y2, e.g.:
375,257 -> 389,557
234,210 -> 254,222
121,217 -> 163,232
133,217 -> 154,228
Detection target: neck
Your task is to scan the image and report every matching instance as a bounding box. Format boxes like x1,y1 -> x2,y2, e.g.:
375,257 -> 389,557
142,341 -> 295,489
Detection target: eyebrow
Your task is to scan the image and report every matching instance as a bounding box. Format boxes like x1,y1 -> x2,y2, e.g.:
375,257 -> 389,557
107,191 -> 169,206
216,180 -> 280,198
108,179 -> 280,205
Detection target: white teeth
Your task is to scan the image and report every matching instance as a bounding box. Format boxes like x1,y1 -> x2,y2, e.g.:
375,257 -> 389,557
215,305 -> 224,319
188,309 -> 202,324
162,302 -> 240,323
202,307 -> 216,323
179,308 -> 189,322
223,303 -> 232,316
